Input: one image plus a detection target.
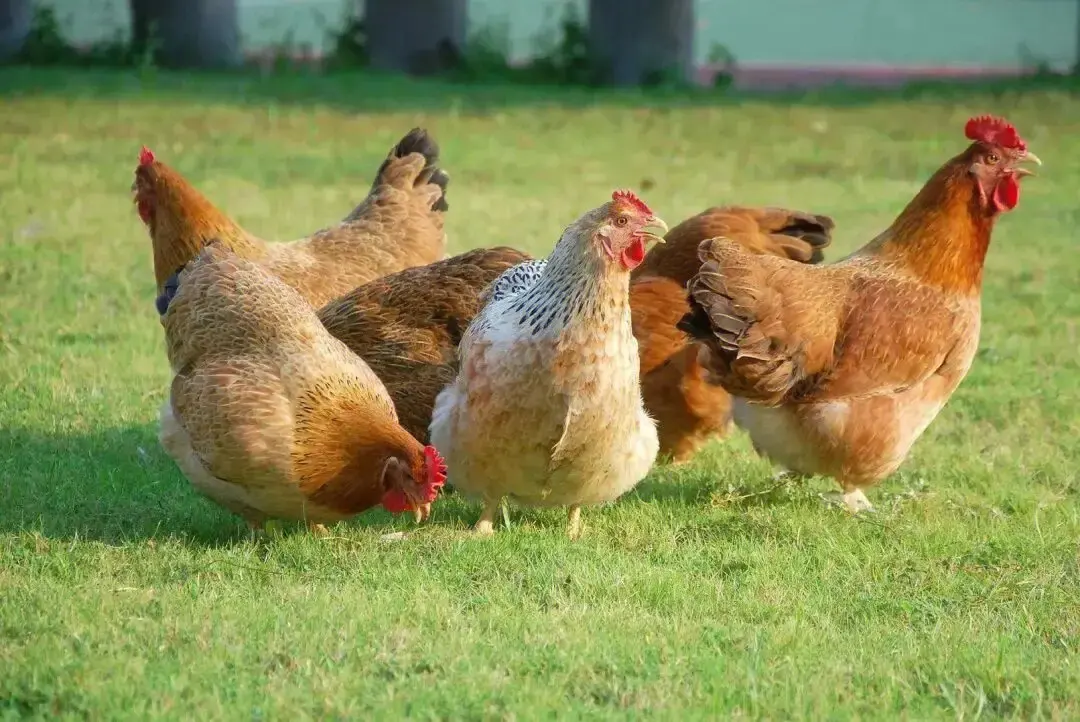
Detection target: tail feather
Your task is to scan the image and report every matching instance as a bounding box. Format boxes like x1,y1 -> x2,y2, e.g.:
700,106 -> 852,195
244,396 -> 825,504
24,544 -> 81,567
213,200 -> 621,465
631,206 -> 834,285
369,127 -> 449,213
760,209 -> 834,264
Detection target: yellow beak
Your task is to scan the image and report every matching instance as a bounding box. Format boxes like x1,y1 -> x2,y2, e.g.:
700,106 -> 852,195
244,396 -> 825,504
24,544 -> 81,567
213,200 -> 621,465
640,215 -> 668,244
1014,150 -> 1042,178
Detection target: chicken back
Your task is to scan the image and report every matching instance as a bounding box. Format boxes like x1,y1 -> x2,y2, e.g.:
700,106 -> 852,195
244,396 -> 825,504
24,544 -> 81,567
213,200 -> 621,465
135,128 -> 450,307
316,246 -> 532,443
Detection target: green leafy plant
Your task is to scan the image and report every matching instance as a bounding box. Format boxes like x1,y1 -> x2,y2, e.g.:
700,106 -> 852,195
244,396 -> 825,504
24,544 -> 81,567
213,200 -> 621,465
707,41 -> 737,91
14,3 -> 153,69
528,3 -> 596,86
323,4 -> 367,71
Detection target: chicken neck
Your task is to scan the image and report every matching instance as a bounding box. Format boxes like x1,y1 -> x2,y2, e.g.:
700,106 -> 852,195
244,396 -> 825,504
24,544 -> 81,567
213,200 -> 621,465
518,233 -> 632,336
144,166 -> 263,288
867,159 -> 996,296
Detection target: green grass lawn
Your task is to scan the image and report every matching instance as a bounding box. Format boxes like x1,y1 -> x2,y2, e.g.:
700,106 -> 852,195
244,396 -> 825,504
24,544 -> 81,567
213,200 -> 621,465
1,69 -> 1078,720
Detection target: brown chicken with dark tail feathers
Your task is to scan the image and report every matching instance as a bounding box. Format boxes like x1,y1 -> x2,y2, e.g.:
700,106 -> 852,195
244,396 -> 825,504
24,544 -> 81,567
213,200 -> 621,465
630,207 -> 834,462
316,246 -> 533,442
679,116 -> 1040,511
135,128 -> 449,309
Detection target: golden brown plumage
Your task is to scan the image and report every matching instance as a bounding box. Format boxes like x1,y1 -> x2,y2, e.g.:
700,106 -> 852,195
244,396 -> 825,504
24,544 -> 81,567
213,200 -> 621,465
316,246 -> 533,442
158,242 -> 446,530
135,128 -> 449,307
680,116 -> 1040,511
629,206 -> 834,462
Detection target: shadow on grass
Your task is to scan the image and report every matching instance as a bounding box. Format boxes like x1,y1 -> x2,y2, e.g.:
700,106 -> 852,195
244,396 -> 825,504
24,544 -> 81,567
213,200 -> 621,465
0,423 -> 241,546
1,66 -> 1077,116
0,423 -> 493,546
630,470 -> 716,506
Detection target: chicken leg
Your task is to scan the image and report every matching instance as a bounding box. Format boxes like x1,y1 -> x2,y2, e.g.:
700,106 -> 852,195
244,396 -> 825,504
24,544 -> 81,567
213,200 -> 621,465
567,505 -> 583,540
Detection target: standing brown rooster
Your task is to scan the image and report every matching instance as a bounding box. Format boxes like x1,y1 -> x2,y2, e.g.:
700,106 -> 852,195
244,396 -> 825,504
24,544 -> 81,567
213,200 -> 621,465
679,116 -> 1040,511
630,207 -> 834,462
159,242 -> 447,532
135,128 -> 449,308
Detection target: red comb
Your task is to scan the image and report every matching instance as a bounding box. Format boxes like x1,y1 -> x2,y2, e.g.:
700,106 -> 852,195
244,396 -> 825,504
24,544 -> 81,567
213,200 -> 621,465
423,445 -> 447,500
139,146 -> 155,166
964,116 -> 1026,151
611,189 -> 653,216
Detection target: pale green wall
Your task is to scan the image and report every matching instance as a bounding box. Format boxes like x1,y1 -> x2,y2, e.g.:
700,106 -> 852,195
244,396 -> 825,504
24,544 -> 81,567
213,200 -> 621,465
42,0 -> 1080,70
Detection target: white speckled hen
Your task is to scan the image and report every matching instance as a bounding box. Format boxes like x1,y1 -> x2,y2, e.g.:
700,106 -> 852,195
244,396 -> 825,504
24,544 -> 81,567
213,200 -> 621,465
429,190 -> 666,537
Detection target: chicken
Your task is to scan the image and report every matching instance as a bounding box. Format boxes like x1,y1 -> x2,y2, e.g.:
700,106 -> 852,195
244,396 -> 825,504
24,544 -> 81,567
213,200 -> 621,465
157,241 -> 447,532
678,116 -> 1040,511
630,207 -> 834,462
429,190 -> 667,538
316,246 -> 532,443
135,128 -> 449,309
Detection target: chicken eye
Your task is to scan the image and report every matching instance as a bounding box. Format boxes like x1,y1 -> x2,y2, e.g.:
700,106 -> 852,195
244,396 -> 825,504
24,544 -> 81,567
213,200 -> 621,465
616,216 -> 629,227
986,153 -> 1000,165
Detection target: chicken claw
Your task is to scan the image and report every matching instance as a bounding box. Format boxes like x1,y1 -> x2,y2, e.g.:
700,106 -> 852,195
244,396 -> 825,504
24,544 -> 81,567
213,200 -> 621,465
413,503 -> 432,524
473,499 -> 499,536
821,489 -> 875,514
567,505 -> 583,540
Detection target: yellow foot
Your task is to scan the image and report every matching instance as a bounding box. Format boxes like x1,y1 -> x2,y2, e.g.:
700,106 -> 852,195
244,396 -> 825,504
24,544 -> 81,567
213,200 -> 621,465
821,489 -> 875,513
473,498 -> 499,537
307,522 -> 330,537
567,505 -> 583,540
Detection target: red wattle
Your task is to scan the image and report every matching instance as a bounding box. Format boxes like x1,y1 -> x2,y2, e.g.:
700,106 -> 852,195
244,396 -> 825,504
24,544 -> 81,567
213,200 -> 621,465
993,174 -> 1020,212
381,488 -> 411,513
137,199 -> 153,224
621,237 -> 646,270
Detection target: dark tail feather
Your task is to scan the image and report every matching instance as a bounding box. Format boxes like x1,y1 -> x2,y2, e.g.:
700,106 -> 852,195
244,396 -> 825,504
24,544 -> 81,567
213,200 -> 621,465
776,212 -> 835,264
155,239 -> 230,316
371,127 -> 450,212
156,268 -> 182,316
677,303 -> 717,344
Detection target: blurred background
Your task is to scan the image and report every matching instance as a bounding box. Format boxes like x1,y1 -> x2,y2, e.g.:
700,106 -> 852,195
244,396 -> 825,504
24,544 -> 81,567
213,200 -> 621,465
1,0 -> 1077,90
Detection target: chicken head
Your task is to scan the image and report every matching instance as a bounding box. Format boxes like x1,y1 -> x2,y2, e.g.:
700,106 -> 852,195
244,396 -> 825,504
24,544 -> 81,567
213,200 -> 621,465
380,445 -> 448,522
597,190 -> 668,271
964,115 -> 1041,215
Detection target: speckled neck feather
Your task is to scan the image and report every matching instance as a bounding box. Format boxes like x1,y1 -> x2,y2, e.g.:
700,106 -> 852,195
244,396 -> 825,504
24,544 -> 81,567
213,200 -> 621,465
506,215 -> 630,337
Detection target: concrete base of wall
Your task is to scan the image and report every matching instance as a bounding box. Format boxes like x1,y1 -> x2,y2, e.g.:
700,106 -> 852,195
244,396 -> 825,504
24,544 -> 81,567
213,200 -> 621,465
703,63 -> 1036,91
